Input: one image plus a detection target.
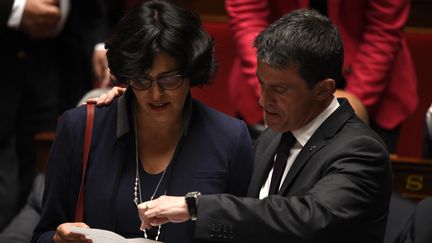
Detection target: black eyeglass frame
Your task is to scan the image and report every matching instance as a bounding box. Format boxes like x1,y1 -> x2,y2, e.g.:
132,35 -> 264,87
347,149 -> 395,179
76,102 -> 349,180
127,74 -> 185,90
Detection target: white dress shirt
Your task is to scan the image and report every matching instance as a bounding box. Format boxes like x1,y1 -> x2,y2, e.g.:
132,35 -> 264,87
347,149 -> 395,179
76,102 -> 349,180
259,97 -> 340,199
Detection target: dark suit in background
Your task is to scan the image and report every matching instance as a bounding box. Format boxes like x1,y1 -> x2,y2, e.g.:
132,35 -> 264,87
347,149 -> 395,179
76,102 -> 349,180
0,0 -> 107,230
195,99 -> 392,243
396,197 -> 432,243
0,174 -> 44,243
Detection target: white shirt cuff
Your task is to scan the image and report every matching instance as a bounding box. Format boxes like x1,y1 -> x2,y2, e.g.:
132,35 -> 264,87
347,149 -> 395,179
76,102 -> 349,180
7,0 -> 26,29
427,104 -> 432,137
94,43 -> 106,51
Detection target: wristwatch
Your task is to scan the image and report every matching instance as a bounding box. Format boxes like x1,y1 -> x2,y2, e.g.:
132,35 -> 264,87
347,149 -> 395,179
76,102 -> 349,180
185,191 -> 201,221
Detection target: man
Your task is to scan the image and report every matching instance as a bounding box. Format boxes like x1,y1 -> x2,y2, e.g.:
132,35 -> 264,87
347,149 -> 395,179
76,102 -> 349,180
225,0 -> 418,153
136,9 -> 392,243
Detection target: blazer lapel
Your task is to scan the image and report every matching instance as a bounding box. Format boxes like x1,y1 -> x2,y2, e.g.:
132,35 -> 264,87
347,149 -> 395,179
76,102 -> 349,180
278,98 -> 355,194
278,135 -> 325,194
247,132 -> 282,197
107,136 -> 128,229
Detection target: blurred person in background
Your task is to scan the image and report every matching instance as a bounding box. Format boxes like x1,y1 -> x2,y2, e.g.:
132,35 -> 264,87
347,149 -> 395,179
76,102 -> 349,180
0,0 -> 107,231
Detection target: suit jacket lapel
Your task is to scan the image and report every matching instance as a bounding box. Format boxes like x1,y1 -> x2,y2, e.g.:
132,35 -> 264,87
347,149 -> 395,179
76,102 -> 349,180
247,132 -> 281,197
278,98 -> 355,195
247,99 -> 355,197
278,135 -> 325,194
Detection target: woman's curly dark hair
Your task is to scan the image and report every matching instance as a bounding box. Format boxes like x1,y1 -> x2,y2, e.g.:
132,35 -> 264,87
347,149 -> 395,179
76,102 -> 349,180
106,0 -> 217,86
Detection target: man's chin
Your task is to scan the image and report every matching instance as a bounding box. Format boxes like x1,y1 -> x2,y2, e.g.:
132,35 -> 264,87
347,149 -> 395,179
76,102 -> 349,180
264,120 -> 282,132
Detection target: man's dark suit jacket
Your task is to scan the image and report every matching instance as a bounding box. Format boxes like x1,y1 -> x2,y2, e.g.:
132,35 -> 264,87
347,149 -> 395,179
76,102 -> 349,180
32,92 -> 254,243
195,98 -> 392,243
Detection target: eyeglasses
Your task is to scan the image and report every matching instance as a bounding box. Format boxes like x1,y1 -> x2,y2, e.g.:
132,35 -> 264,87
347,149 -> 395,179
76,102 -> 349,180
128,74 -> 184,90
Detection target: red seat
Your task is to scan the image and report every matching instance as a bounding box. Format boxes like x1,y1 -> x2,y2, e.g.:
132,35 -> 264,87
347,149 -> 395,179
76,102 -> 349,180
397,29 -> 432,157
191,21 -> 237,117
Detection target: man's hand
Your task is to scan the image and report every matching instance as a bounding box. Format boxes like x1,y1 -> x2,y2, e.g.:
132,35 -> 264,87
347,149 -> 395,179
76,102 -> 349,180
20,0 -> 61,38
53,222 -> 91,243
137,196 -> 190,231
86,86 -> 126,106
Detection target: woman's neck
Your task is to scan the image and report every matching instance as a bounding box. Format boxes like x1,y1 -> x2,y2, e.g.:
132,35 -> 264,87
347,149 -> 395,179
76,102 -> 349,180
135,111 -> 183,139
134,111 -> 183,174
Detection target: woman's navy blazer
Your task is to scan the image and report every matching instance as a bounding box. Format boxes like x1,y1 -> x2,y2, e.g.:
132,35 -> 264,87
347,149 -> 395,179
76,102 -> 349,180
32,91 -> 254,243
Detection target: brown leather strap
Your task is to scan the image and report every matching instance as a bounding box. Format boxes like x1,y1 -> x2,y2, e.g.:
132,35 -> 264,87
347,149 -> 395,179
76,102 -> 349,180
75,101 -> 96,222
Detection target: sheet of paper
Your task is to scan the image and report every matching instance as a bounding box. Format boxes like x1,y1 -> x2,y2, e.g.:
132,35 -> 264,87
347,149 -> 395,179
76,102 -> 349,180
69,226 -> 162,243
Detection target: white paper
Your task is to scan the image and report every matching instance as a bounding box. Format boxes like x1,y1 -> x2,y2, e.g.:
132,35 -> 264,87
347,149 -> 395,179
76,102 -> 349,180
68,226 -> 162,243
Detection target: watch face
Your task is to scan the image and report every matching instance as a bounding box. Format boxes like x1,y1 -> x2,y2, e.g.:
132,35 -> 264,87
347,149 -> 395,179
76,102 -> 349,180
187,191 -> 201,198
186,192 -> 200,221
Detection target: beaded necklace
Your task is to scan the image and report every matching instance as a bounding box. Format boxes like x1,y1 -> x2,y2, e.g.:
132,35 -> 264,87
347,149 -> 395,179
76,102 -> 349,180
133,116 -> 166,241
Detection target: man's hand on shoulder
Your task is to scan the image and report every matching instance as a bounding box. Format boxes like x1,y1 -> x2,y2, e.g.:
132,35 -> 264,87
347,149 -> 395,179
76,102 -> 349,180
86,86 -> 126,107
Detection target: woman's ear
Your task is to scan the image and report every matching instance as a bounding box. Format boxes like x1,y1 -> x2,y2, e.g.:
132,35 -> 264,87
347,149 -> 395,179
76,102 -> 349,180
313,78 -> 335,101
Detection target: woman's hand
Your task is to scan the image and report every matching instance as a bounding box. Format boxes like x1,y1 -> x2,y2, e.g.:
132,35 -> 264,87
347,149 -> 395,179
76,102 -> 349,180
53,222 -> 91,242
137,195 -> 190,231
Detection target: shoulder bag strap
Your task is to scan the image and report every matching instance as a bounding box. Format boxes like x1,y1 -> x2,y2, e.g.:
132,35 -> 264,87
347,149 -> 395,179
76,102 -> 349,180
75,101 -> 96,222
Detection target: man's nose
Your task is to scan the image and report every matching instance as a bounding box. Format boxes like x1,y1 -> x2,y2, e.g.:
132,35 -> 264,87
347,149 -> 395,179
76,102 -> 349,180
259,87 -> 271,108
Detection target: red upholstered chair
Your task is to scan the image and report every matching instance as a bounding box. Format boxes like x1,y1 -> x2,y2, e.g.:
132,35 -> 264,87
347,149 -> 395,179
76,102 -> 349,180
397,29 -> 432,157
191,21 -> 237,117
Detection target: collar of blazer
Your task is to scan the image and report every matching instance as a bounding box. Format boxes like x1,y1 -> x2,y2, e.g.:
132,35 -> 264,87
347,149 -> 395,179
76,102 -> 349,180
247,98 -> 355,197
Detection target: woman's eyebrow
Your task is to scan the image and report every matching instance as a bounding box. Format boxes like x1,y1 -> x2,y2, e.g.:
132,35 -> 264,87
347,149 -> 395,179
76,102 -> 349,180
150,69 -> 179,79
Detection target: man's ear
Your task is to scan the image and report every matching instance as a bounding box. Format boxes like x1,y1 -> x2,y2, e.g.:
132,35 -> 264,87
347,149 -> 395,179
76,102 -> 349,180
313,79 -> 335,101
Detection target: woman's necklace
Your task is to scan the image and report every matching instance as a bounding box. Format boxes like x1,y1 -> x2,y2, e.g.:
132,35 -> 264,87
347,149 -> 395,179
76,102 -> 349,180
133,116 -> 165,241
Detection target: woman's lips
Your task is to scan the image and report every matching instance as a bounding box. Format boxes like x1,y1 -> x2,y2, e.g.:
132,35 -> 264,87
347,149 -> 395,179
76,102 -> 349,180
149,102 -> 168,111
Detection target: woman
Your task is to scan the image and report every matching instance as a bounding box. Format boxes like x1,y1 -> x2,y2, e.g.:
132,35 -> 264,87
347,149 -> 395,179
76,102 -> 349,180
32,1 -> 254,242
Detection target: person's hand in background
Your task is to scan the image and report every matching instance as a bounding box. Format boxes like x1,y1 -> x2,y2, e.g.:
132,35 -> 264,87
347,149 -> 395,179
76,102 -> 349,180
20,0 -> 61,38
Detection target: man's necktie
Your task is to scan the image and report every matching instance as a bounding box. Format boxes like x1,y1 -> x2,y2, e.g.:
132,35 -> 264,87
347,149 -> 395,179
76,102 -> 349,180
268,132 -> 296,195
